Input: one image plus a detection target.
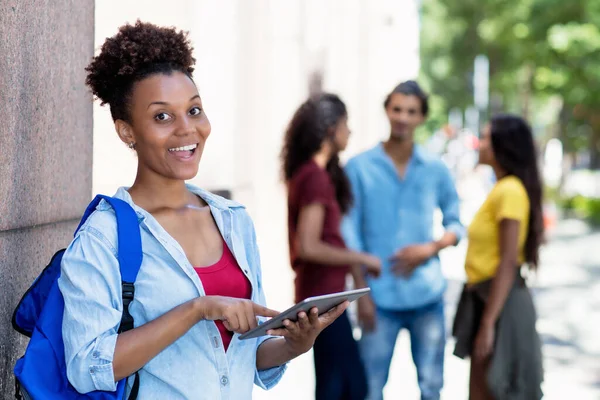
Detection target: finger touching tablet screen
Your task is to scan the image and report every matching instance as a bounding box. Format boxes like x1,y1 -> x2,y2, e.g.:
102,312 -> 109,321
239,287 -> 370,340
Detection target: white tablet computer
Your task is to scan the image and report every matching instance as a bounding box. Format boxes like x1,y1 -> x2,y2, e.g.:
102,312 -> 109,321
239,287 -> 370,340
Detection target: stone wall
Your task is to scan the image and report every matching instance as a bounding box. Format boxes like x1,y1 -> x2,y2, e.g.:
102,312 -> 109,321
0,1 -> 94,397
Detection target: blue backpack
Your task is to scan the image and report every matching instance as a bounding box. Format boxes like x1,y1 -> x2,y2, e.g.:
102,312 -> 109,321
12,195 -> 142,400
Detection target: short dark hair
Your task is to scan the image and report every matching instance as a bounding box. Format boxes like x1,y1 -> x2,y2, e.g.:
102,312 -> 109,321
383,80 -> 429,116
85,20 -> 196,122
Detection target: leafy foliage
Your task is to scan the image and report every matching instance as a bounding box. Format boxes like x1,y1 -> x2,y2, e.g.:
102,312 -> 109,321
419,0 -> 600,162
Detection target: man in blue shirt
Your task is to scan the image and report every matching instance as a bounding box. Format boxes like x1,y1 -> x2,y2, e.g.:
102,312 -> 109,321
342,81 -> 464,400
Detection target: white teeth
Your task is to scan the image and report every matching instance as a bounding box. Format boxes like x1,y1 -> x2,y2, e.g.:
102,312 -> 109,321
168,143 -> 198,152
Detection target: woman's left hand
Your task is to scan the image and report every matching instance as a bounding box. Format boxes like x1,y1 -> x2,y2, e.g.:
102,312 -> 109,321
266,301 -> 349,356
474,323 -> 495,361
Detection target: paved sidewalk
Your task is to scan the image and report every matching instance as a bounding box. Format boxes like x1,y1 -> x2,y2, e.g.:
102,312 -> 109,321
533,219 -> 600,399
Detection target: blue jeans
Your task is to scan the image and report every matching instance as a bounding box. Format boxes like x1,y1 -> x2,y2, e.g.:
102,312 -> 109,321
359,299 -> 445,400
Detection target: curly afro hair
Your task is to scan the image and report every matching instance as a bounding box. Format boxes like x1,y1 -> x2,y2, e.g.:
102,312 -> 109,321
85,20 -> 196,122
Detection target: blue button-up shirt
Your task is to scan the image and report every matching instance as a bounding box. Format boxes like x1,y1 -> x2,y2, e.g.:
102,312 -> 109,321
58,185 -> 286,399
342,144 -> 464,310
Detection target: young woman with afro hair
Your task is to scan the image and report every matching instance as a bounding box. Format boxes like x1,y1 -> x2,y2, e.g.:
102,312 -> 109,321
57,21 -> 348,399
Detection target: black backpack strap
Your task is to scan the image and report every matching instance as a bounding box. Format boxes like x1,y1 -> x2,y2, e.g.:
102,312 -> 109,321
14,379 -> 22,400
118,282 -> 140,400
118,282 -> 135,333
129,373 -> 140,399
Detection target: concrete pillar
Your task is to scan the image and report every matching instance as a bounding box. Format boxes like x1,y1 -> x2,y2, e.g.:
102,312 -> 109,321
0,1 -> 95,397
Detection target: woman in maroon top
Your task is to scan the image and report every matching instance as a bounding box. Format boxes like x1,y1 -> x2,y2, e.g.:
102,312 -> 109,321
281,93 -> 381,400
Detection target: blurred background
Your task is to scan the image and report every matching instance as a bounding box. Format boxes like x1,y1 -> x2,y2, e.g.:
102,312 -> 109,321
1,0 -> 598,399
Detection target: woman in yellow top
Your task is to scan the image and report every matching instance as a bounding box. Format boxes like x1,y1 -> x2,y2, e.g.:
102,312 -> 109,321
453,114 -> 544,399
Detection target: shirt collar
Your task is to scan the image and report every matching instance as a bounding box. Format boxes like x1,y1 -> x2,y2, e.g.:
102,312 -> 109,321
375,142 -> 425,165
98,185 -> 245,217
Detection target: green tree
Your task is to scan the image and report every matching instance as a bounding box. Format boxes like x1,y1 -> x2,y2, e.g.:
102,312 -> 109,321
420,0 -> 600,166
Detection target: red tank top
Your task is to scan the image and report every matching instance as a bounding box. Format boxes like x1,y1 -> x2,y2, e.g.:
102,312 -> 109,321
194,241 -> 252,351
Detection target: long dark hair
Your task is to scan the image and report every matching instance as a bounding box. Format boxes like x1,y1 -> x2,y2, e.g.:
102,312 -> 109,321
280,93 -> 353,213
490,114 -> 544,268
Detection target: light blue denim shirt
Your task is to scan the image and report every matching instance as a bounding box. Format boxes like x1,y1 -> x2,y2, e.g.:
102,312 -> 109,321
58,185 -> 286,399
342,144 -> 464,310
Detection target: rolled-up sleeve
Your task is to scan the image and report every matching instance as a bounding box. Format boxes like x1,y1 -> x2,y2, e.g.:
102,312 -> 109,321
58,225 -> 123,394
341,160 -> 366,252
245,214 -> 287,390
254,344 -> 286,390
437,164 -> 465,243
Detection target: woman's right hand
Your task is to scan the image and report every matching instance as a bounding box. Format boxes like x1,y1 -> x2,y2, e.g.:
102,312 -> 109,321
197,296 -> 280,334
360,253 -> 382,277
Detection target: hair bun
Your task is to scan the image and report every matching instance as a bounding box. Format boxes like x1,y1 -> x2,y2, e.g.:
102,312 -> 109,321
85,20 -> 195,106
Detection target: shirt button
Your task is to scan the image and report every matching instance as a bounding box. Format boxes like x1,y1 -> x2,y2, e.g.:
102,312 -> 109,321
92,351 -> 100,359
221,375 -> 229,386
89,367 -> 95,374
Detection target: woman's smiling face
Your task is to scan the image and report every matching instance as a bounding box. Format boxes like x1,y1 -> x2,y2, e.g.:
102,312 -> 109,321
118,71 -> 211,181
